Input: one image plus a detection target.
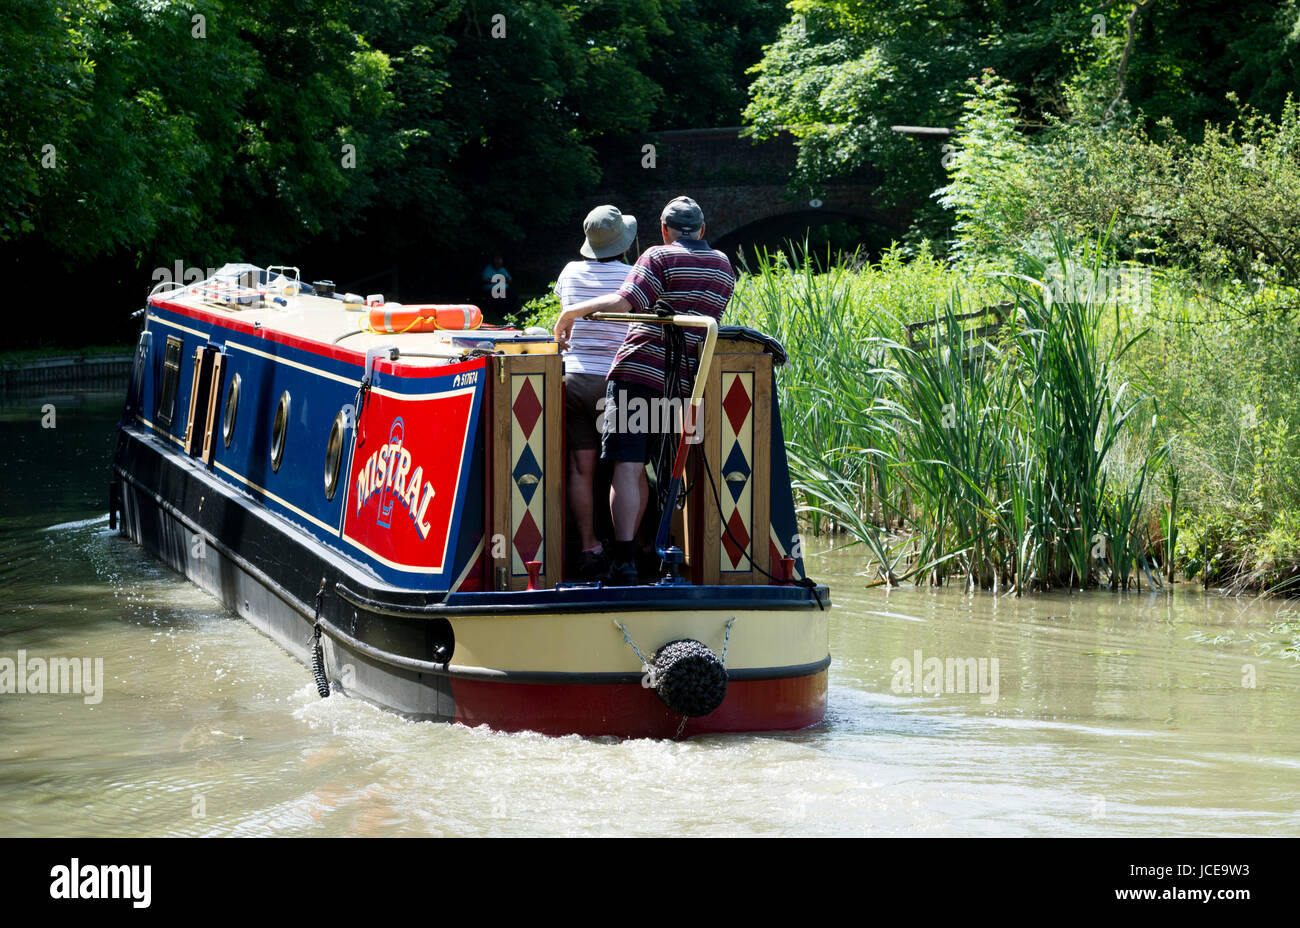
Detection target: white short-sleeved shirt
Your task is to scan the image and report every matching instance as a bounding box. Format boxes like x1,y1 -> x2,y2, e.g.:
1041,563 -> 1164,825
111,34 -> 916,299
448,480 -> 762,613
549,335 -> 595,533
554,259 -> 633,376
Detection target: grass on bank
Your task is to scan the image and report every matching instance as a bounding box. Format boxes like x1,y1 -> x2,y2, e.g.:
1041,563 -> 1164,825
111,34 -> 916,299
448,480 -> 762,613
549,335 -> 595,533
729,233 -> 1173,593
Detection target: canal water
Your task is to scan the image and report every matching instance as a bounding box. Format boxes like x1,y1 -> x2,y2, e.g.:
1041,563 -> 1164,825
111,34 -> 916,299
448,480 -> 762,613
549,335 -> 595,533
0,391 -> 1296,836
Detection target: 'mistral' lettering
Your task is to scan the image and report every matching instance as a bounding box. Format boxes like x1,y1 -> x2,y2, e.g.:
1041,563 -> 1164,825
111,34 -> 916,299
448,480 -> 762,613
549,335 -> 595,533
355,440 -> 436,537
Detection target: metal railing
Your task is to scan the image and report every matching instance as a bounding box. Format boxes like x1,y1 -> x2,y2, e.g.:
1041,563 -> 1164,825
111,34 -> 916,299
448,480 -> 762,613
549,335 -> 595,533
588,311 -> 718,445
590,312 -> 719,563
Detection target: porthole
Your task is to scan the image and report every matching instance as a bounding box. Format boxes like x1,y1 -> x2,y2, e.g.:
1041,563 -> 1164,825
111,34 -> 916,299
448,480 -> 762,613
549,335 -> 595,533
324,409 -> 346,500
271,390 -> 290,472
222,373 -> 241,449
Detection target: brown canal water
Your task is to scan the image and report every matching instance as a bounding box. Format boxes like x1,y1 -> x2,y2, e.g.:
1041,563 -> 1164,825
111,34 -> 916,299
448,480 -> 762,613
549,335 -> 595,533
0,392 -> 1297,836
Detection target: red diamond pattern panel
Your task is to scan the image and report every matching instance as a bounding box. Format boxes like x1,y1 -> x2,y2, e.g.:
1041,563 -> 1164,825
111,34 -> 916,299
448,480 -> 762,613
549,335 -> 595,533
513,508 -> 543,563
510,373 -> 547,577
723,509 -> 751,569
722,374 -> 752,436
513,376 -> 543,440
719,371 -> 755,573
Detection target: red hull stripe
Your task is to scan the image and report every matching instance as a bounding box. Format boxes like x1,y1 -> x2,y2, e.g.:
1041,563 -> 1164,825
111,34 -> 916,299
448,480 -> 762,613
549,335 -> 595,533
450,671 -> 827,738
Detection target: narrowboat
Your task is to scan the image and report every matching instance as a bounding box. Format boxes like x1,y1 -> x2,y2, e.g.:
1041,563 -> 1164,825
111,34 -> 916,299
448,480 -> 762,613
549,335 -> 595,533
110,264 -> 830,738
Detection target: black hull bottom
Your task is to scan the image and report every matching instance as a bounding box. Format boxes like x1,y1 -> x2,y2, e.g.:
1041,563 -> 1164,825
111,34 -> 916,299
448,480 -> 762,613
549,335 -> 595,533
113,426 -> 457,720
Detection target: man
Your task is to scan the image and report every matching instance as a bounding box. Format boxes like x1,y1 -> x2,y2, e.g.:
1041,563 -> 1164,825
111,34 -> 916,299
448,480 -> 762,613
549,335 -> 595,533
554,205 -> 638,580
553,196 -> 734,584
481,253 -> 514,313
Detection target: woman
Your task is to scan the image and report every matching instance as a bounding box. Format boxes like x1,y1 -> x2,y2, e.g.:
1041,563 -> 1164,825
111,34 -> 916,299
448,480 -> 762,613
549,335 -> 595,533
554,204 -> 638,579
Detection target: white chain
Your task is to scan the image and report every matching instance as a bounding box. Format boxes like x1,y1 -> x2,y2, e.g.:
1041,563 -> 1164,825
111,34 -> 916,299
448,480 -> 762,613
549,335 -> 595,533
719,617 -> 735,665
612,619 -> 655,684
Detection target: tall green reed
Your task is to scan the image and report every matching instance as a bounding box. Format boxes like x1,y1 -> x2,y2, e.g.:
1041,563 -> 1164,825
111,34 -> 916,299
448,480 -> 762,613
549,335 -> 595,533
728,231 -> 1172,592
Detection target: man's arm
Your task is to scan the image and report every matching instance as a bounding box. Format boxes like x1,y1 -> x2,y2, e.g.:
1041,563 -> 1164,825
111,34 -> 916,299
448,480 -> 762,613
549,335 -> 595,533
553,291 -> 631,347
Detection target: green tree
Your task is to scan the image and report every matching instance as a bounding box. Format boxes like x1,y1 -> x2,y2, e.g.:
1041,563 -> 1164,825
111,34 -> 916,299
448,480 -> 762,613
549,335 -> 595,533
743,0 -> 1300,243
0,0 -> 785,293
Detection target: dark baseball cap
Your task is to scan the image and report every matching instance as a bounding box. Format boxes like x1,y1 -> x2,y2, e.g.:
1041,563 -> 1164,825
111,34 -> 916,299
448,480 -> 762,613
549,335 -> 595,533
661,196 -> 704,234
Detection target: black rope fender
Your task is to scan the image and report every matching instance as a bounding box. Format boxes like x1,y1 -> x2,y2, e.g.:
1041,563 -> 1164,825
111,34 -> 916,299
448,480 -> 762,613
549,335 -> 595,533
615,619 -> 732,722
649,638 -> 728,718
310,578 -> 331,698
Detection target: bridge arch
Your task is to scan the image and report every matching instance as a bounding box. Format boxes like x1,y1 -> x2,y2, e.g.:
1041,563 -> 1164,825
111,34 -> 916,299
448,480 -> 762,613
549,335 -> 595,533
519,128 -> 906,291
712,205 -> 899,268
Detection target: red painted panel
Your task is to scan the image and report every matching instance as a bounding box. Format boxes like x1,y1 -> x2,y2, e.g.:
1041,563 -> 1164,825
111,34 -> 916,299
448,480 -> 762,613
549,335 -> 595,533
450,671 -> 827,738
342,385 -> 477,574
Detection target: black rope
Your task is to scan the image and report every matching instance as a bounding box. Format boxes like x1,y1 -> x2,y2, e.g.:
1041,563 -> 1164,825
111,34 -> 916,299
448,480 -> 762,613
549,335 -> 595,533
332,328 -> 366,344
311,579 -> 331,697
699,444 -> 824,610
352,375 -> 372,446
653,302 -> 688,513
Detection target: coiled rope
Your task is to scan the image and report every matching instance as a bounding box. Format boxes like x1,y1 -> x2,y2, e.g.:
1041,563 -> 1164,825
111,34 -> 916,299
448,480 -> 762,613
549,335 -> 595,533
651,302 -> 697,511
310,579 -> 330,698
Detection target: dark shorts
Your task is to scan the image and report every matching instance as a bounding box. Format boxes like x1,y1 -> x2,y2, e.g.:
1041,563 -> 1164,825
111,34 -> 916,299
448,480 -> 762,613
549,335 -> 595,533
600,378 -> 663,464
564,372 -> 607,452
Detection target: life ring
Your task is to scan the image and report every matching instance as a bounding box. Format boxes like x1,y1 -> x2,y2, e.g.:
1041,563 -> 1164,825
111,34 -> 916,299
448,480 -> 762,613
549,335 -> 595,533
367,304 -> 482,333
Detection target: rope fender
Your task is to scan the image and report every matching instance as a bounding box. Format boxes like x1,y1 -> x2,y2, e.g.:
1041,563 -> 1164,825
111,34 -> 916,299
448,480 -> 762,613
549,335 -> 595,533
649,638 -> 728,718
613,618 -> 734,722
311,579 -> 330,698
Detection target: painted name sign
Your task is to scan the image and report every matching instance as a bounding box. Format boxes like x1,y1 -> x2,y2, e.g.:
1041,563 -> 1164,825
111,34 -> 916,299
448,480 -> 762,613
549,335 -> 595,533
354,416 -> 438,538
341,366 -> 483,576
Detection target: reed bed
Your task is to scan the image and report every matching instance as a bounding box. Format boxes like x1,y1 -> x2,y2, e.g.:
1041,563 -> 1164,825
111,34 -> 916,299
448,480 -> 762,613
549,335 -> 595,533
729,238 -> 1172,592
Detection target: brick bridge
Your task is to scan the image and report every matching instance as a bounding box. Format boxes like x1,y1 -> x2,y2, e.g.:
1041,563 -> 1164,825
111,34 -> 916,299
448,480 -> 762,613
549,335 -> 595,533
516,127 -> 903,287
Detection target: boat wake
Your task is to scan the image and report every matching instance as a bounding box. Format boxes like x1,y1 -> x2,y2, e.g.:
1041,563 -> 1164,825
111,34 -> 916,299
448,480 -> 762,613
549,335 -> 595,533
43,513 -> 110,532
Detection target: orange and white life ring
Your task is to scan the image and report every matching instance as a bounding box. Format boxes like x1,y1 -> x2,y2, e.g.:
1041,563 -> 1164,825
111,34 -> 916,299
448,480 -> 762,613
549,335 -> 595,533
367,304 -> 482,333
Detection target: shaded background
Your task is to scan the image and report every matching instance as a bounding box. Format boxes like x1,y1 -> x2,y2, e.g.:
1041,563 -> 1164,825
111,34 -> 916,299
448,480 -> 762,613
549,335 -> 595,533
3,0 -> 1297,348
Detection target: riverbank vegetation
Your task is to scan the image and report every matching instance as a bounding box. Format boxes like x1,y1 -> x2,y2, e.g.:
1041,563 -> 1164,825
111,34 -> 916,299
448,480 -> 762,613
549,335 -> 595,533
728,237 -> 1171,593
711,2 -> 1300,593
726,62 -> 1300,594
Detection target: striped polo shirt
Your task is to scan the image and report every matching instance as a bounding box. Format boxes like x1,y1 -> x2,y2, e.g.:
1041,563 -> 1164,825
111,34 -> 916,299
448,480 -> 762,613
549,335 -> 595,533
554,259 -> 633,376
610,237 -> 735,395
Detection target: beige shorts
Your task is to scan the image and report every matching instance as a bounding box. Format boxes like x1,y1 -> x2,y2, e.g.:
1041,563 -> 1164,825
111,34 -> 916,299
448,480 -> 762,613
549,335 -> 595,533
564,372 -> 607,451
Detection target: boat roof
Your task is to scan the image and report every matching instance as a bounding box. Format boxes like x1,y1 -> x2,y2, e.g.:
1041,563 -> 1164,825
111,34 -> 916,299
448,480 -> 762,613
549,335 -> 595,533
147,264 -> 555,368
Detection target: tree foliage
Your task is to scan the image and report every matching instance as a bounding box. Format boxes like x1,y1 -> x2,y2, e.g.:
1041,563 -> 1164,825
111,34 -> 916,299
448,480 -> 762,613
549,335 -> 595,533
937,69 -> 1300,314
0,0 -> 781,280
742,0 -> 1300,241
